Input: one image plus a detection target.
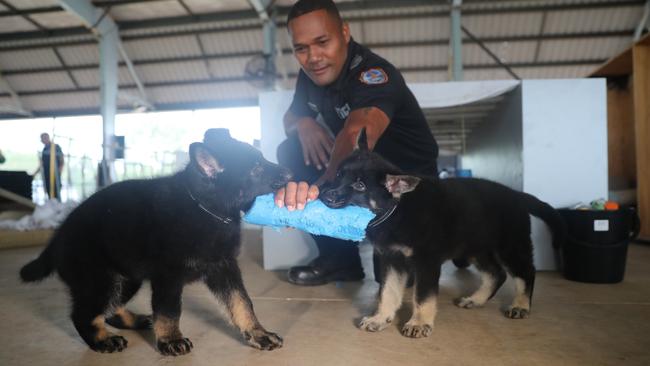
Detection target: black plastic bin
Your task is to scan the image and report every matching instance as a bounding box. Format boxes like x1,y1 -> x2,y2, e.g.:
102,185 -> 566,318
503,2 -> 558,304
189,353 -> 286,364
558,207 -> 640,283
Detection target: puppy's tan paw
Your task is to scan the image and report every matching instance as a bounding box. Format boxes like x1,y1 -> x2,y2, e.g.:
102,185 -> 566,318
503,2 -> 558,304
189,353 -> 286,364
157,337 -> 193,356
358,315 -> 392,332
504,307 -> 530,319
244,329 -> 283,351
401,321 -> 433,338
454,297 -> 482,309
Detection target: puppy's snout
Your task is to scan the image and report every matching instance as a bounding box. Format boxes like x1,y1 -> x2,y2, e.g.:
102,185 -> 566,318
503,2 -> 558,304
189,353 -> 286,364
271,167 -> 293,189
320,189 -> 338,204
280,168 -> 293,183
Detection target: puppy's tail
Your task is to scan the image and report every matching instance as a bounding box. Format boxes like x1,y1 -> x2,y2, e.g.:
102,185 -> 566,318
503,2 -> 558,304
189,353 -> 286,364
20,244 -> 55,282
521,193 -> 567,249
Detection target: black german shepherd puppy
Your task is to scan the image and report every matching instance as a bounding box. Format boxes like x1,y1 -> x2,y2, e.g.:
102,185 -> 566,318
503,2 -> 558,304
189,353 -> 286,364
20,129 -> 290,355
321,129 -> 565,338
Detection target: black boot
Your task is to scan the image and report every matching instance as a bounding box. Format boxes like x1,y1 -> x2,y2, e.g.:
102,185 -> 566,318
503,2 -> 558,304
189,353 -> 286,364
288,236 -> 364,286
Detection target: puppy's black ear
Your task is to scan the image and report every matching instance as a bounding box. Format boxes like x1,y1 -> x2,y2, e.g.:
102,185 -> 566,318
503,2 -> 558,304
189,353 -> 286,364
354,127 -> 369,151
385,174 -> 421,197
203,128 -> 232,149
190,142 -> 224,178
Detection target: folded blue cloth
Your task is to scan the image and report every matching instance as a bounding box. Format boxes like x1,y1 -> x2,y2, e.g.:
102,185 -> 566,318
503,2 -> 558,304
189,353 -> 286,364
243,194 -> 376,241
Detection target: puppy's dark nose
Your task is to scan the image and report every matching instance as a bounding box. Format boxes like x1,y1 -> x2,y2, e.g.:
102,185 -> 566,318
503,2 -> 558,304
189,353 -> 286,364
320,189 -> 338,204
280,168 -> 293,183
271,167 -> 293,190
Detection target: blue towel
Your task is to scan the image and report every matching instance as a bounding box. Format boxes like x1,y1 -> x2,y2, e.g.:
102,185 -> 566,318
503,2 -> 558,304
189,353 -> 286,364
243,194 -> 376,242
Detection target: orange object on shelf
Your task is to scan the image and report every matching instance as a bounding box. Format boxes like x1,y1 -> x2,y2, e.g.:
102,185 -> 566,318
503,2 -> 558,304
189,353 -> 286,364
605,201 -> 620,211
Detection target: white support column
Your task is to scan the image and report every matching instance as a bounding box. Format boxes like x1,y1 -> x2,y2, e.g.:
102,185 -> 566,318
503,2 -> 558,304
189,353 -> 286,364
249,0 -> 282,90
58,0 -> 132,185
99,26 -> 119,185
449,0 -> 463,81
634,0 -> 650,40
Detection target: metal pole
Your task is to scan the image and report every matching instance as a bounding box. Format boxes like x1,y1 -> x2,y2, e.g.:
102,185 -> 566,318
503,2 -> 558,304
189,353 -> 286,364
449,0 -> 463,81
634,0 -> 650,40
99,27 -> 118,186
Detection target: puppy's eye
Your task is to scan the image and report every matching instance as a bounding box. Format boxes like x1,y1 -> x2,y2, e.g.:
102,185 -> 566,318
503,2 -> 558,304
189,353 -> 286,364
351,180 -> 366,192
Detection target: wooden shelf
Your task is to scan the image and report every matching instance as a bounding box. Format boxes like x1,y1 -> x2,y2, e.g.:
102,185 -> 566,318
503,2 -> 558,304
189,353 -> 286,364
590,33 -> 650,241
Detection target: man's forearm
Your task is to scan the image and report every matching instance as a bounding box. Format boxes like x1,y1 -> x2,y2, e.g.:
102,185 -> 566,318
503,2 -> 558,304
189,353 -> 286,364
283,110 -> 301,136
319,129 -> 357,184
319,107 -> 389,184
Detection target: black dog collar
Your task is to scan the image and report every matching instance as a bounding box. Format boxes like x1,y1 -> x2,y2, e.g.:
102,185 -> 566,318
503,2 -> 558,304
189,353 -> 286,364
186,187 -> 233,225
368,203 -> 398,228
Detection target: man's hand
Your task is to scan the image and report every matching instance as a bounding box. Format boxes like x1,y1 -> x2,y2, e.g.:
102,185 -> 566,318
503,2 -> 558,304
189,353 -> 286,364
275,181 -> 319,211
296,118 -> 334,170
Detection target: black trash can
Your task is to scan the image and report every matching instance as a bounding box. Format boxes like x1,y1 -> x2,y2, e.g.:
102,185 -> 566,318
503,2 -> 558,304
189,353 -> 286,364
559,207 -> 640,283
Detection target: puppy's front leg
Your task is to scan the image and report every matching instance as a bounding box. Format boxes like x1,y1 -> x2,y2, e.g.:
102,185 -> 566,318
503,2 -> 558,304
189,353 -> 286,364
359,264 -> 408,333
401,261 -> 440,338
151,279 -> 194,356
205,262 -> 283,351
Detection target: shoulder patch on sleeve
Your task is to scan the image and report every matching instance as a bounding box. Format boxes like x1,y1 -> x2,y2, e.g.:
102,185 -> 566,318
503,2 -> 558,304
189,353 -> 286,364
359,68 -> 388,85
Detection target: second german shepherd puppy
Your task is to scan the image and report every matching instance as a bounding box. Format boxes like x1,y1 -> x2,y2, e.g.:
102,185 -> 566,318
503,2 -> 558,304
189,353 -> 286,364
321,129 -> 565,338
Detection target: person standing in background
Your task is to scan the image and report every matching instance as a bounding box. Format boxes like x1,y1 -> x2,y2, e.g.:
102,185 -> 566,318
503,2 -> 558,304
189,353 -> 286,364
34,133 -> 64,200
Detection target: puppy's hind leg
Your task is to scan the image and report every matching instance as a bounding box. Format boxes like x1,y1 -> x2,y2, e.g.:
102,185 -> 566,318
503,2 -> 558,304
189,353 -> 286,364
401,259 -> 440,338
68,273 -> 128,353
501,236 -> 536,319
205,261 -> 283,351
454,253 -> 506,309
106,279 -> 152,330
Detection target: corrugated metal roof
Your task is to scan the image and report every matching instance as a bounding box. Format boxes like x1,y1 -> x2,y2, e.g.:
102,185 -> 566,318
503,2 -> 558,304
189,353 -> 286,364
108,1 -> 188,21
5,71 -> 76,91
122,36 -> 202,60
0,48 -> 60,69
544,6 -> 641,33
57,44 -> 100,65
538,36 -> 632,62
198,30 -> 263,54
0,0 -> 646,118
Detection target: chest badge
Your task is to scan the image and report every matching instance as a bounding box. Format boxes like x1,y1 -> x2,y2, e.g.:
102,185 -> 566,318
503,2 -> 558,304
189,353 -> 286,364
359,68 -> 388,85
335,103 -> 351,119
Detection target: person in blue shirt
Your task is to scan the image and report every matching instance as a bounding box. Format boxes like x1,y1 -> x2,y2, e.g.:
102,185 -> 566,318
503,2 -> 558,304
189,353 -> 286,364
35,133 -> 64,200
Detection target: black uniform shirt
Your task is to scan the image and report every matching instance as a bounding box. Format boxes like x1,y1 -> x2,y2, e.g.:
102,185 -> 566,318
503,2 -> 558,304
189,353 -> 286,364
288,39 -> 438,175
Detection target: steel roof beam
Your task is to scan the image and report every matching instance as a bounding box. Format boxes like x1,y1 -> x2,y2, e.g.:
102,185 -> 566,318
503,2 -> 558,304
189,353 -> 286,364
0,28 -> 634,54
0,5 -> 63,17
0,59 -> 606,98
1,97 -> 258,119
0,73 -> 32,116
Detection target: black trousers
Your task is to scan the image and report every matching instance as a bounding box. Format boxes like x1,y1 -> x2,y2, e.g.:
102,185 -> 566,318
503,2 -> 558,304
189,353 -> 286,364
277,136 -> 362,270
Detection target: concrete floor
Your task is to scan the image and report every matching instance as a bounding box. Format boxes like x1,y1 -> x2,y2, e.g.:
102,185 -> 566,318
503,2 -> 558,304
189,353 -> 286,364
1,229 -> 649,366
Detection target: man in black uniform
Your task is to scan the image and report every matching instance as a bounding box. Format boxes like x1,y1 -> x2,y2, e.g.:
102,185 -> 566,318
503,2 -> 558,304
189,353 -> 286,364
275,0 -> 438,285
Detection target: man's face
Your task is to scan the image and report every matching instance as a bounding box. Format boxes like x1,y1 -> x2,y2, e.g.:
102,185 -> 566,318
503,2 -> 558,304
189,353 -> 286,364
288,9 -> 350,87
40,134 -> 49,144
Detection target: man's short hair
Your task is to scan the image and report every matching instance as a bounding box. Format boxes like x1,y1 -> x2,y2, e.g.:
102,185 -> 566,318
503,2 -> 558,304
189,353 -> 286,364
287,0 -> 342,27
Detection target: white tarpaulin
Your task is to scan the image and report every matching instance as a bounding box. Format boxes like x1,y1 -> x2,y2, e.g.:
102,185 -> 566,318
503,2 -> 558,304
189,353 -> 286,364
0,200 -> 77,231
409,80 -> 520,109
